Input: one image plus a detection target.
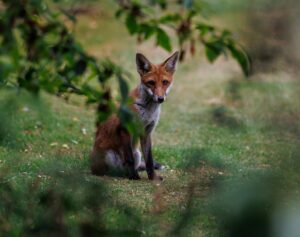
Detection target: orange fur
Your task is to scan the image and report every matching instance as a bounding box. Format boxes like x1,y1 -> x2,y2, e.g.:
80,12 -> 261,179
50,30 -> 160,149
140,64 -> 173,97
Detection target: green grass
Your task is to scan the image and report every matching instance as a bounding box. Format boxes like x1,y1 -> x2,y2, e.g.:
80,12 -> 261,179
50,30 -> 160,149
1,1 -> 300,236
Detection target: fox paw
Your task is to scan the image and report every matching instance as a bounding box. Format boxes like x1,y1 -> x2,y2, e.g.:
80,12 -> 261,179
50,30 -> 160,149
129,173 -> 141,180
138,161 -> 165,171
153,161 -> 165,171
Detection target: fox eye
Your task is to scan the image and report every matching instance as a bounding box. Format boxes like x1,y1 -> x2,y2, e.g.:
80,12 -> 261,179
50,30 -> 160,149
162,80 -> 169,86
147,80 -> 155,87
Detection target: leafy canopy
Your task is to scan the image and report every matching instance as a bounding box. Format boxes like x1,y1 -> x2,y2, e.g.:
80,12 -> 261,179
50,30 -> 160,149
0,0 -> 251,135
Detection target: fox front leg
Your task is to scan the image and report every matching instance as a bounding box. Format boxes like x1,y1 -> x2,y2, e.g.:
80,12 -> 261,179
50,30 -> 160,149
140,134 -> 163,181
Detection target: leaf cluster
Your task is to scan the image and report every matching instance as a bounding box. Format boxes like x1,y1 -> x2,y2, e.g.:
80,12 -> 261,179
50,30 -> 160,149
0,0 -> 140,134
116,0 -> 251,76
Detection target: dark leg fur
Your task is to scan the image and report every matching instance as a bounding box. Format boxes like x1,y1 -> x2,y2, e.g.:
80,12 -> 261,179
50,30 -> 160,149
140,135 -> 163,181
90,149 -> 107,176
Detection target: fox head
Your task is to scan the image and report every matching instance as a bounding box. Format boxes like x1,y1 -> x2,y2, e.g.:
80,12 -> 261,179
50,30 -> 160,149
136,51 -> 179,103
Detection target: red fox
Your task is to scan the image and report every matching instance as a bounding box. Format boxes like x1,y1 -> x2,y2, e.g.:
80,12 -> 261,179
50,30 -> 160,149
91,51 -> 179,180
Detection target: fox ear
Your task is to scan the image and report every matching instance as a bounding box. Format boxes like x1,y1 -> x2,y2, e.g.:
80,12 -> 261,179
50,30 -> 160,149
136,53 -> 152,76
163,51 -> 179,73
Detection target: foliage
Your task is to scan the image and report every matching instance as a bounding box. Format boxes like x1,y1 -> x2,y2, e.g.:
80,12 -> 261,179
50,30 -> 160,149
0,0 -> 251,134
0,0 -> 140,135
116,0 -> 251,76
0,166 -> 143,236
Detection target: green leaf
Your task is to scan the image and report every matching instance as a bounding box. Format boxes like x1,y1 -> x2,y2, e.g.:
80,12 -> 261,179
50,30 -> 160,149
118,105 -> 144,138
115,9 -> 124,18
156,28 -> 172,52
125,14 -> 139,35
74,58 -> 87,75
221,30 -> 232,39
196,23 -> 214,36
227,43 -> 251,77
118,104 -> 134,130
140,24 -> 156,40
117,75 -> 129,102
159,14 -> 181,23
205,41 -> 223,62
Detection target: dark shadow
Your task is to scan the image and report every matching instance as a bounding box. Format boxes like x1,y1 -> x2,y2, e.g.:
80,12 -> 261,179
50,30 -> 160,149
177,147 -> 224,171
225,79 -> 242,103
211,105 -> 243,130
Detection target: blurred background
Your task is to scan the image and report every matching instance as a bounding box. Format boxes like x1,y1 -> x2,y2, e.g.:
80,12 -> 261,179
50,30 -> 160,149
0,0 -> 300,236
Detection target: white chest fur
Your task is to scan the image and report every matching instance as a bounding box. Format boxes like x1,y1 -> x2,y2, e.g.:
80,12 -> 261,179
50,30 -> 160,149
134,84 -> 161,129
136,103 -> 161,127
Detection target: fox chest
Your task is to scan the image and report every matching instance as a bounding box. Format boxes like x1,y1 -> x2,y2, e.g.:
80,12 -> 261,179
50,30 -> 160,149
135,105 -> 161,131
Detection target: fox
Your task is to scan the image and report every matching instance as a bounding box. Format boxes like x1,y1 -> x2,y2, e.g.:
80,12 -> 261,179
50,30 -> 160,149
90,51 -> 179,180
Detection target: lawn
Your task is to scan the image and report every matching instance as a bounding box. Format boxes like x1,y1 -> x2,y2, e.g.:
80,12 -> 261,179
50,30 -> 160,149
1,1 -> 300,236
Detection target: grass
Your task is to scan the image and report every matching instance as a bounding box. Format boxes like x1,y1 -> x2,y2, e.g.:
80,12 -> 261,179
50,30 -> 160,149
1,1 -> 300,236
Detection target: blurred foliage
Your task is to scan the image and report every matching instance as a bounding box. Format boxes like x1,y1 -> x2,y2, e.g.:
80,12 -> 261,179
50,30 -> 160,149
244,4 -> 297,72
0,165 -> 143,237
0,0 -> 250,134
0,0 -> 142,135
116,0 -> 251,76
209,0 -> 299,72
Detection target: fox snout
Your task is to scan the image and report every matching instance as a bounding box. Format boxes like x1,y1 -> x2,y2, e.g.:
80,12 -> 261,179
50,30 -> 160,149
143,84 -> 167,103
157,96 -> 165,103
152,94 -> 165,104
154,87 -> 167,103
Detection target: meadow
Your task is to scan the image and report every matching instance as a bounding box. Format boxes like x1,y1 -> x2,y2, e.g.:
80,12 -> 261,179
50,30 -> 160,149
1,1 -> 300,236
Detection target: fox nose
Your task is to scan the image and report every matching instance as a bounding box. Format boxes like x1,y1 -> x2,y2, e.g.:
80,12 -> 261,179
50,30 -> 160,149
157,96 -> 165,103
